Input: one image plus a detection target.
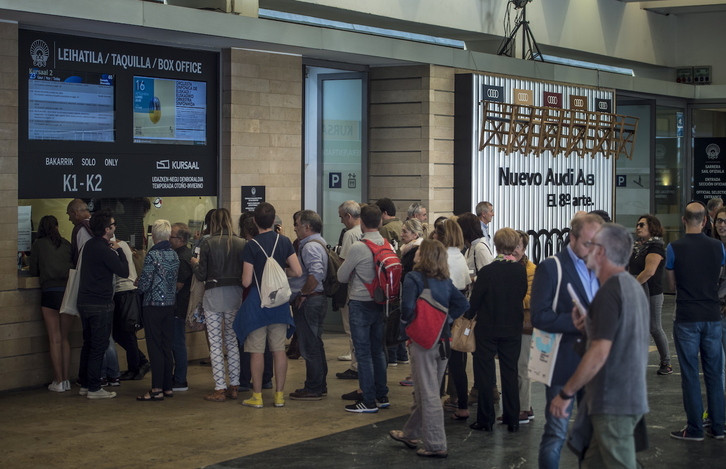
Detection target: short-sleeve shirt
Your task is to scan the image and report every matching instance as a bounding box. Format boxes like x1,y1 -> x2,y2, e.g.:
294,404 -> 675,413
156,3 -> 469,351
666,233 -> 725,322
585,272 -> 649,416
242,231 -> 296,288
628,241 -> 665,296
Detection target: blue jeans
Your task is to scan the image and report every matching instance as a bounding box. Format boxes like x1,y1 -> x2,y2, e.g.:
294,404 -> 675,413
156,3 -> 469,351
293,294 -> 328,393
673,320 -> 725,436
539,384 -> 578,469
387,343 -> 409,363
348,300 -> 388,405
172,314 -> 188,384
78,303 -> 114,392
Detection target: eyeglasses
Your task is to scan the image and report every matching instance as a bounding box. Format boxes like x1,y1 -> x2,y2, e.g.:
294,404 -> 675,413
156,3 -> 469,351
636,222 -> 646,228
715,218 -> 726,225
169,236 -> 181,239
583,241 -> 604,249
108,222 -> 116,228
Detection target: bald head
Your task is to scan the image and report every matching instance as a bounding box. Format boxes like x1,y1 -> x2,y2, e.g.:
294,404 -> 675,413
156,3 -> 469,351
66,199 -> 90,225
683,202 -> 707,231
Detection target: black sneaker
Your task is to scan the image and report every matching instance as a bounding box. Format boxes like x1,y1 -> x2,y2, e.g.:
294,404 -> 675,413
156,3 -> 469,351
376,396 -> 390,408
342,390 -> 363,401
135,361 -> 151,380
670,426 -> 704,441
706,428 -> 725,440
106,377 -> 121,387
657,362 -> 673,375
119,370 -> 137,381
172,381 -> 189,392
289,389 -> 323,401
345,400 -> 378,413
336,369 -> 358,380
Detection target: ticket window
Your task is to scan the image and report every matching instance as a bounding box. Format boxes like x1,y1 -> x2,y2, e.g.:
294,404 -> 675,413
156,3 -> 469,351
18,196 -> 217,269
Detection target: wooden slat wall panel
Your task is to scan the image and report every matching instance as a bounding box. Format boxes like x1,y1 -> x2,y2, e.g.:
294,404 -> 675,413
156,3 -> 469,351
368,65 -> 456,219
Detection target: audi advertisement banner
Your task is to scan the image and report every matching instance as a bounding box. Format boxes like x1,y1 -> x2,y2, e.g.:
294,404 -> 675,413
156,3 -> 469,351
454,73 -> 615,242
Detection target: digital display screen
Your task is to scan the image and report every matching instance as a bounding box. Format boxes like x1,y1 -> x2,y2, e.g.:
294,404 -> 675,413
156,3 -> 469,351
133,76 -> 206,145
28,70 -> 115,142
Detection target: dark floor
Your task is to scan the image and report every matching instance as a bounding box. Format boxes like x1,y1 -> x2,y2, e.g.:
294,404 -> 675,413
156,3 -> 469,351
2,295 -> 724,469
209,295 -> 725,469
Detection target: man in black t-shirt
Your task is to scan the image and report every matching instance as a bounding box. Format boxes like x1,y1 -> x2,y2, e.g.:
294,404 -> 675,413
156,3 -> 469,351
666,202 -> 725,441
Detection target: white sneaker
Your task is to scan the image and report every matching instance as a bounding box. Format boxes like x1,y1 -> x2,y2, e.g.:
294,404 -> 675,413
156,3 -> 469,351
87,389 -> 116,399
338,353 -> 352,361
48,381 -> 65,393
63,380 -> 71,391
79,387 -> 88,396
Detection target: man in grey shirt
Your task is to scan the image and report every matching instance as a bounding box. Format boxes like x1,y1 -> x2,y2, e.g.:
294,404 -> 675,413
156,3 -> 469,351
289,210 -> 329,401
336,200 -> 363,375
336,204 -> 389,413
550,224 -> 649,468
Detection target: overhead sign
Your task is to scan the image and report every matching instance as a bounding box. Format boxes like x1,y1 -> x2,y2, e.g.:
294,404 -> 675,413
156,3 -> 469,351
514,88 -> 533,105
693,138 -> 726,203
18,30 -> 219,198
595,98 -> 612,113
482,85 -> 504,103
543,92 -> 562,108
570,95 -> 588,111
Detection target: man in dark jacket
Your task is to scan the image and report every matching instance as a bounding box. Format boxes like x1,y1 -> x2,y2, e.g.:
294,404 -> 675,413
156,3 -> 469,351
170,222 -> 193,391
77,209 -> 129,399
530,213 -> 603,468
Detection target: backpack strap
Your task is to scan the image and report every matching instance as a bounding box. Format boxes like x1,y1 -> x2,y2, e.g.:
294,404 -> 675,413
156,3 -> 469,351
551,255 -> 562,312
250,234 -> 280,296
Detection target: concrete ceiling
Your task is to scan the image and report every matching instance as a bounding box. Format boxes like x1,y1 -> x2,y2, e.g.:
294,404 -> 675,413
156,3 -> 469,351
618,0 -> 726,15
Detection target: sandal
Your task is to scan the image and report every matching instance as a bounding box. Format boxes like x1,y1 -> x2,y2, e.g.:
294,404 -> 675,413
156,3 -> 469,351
204,389 -> 227,402
137,390 -> 164,401
416,448 -> 448,459
451,412 -> 469,421
163,390 -> 174,398
389,430 -> 418,449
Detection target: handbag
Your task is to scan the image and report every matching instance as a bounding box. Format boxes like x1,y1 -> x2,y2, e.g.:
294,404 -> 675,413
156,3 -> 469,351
186,275 -> 206,331
116,289 -> 143,332
450,315 -> 476,353
405,275 -> 449,350
60,245 -> 85,317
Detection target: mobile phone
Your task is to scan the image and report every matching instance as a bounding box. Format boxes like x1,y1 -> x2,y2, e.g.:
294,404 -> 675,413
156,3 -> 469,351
567,283 -> 588,317
194,246 -> 200,258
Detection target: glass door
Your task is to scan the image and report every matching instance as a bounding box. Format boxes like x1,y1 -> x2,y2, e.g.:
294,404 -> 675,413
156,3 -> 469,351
317,72 -> 367,243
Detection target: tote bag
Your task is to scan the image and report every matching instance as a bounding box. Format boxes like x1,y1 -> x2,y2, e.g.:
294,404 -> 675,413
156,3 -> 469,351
450,316 -> 476,353
59,246 -> 85,317
527,255 -> 563,386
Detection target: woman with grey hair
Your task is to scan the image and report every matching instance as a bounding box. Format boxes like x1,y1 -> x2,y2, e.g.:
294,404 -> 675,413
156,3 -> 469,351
136,219 -> 180,401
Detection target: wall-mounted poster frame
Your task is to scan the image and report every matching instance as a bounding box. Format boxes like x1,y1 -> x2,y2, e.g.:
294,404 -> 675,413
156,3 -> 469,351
18,30 -> 219,199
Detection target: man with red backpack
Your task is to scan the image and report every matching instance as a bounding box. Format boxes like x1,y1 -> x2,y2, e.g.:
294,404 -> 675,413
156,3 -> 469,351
337,204 -> 398,413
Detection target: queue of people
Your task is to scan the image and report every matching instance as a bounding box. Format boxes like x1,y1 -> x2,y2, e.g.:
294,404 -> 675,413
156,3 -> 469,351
29,196 -> 726,466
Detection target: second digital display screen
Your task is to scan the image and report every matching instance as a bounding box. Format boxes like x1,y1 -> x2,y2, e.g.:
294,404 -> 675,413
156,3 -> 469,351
133,76 -> 207,145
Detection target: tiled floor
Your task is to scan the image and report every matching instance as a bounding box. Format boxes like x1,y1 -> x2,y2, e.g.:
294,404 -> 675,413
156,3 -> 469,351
1,296 -> 723,468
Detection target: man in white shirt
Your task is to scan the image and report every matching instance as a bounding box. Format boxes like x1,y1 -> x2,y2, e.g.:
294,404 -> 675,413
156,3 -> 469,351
476,201 -> 494,254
